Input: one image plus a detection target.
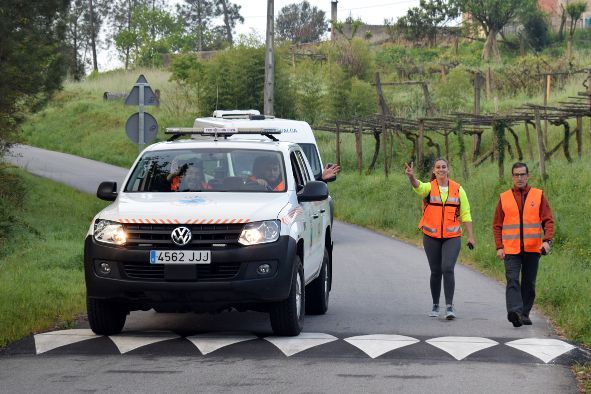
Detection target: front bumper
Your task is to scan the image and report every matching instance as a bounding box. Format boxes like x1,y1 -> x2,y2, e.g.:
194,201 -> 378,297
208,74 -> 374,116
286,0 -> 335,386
84,235 -> 297,312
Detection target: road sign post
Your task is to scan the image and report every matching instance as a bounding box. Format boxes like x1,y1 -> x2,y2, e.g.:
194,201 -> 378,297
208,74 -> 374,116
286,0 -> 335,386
125,75 -> 160,153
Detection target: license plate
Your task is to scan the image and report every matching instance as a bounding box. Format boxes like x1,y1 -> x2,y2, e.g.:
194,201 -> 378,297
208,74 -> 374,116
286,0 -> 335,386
149,250 -> 211,264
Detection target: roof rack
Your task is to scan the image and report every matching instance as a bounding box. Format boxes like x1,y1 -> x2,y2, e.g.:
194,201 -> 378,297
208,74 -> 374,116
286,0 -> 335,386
165,127 -> 282,141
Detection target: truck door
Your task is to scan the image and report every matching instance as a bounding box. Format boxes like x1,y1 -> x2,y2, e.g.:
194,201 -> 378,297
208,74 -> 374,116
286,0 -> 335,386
289,151 -> 315,283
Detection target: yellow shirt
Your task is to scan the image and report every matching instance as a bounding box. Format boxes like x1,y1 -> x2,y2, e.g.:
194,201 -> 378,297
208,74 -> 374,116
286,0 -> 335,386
413,180 -> 472,222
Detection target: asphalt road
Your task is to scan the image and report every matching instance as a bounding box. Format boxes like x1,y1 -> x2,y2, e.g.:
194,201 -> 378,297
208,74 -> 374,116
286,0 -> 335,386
2,145 -> 587,393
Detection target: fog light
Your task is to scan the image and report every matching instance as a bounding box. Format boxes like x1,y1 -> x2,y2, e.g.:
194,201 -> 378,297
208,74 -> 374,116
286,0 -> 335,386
99,262 -> 112,275
257,264 -> 271,275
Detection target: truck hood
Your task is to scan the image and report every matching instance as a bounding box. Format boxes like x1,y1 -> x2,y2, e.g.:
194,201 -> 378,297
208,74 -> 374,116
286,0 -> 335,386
102,192 -> 290,225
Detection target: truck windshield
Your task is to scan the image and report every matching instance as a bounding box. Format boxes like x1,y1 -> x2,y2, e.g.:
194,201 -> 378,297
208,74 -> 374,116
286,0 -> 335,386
124,148 -> 287,193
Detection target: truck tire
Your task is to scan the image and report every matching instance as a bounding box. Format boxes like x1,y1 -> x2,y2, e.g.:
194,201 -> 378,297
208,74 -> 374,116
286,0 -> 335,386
306,247 -> 330,315
87,297 -> 127,335
270,257 -> 304,336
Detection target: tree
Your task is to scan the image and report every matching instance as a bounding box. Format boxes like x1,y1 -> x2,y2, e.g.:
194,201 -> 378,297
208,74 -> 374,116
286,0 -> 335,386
0,0 -> 69,157
276,1 -> 327,44
114,5 -> 185,67
566,1 -> 587,58
454,0 -> 534,62
518,2 -> 549,53
214,0 -> 244,45
63,0 -> 110,75
177,0 -> 214,51
111,0 -> 149,69
65,0 -> 88,79
396,0 -> 459,47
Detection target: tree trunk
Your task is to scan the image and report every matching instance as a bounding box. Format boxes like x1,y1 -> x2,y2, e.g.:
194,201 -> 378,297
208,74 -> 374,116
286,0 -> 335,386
567,36 -> 573,59
88,0 -> 98,72
482,29 -> 501,63
558,6 -> 566,41
221,0 -> 233,45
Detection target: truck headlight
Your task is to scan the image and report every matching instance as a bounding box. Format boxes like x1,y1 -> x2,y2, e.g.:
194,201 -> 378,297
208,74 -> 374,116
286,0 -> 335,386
238,220 -> 280,246
94,219 -> 127,245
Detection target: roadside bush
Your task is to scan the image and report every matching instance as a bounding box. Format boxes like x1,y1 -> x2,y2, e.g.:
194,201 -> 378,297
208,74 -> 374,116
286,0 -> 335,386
348,77 -> 377,117
432,67 -> 472,112
293,59 -> 326,125
0,169 -> 27,258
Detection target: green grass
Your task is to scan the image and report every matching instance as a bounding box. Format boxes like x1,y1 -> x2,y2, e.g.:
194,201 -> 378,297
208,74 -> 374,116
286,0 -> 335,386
0,169 -> 107,348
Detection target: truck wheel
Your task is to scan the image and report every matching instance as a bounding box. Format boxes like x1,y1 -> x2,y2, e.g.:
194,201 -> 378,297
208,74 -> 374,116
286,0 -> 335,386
87,297 -> 127,335
270,257 -> 304,336
306,247 -> 330,315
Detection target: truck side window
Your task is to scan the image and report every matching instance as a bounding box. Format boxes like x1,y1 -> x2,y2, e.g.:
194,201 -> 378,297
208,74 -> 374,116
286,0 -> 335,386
290,152 -> 304,191
295,151 -> 311,183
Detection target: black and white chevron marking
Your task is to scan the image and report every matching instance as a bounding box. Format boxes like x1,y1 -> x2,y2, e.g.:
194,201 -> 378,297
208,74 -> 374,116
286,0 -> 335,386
2,329 -> 589,365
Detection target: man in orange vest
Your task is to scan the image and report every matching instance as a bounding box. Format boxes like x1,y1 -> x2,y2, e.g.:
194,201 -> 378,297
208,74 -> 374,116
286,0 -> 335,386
492,162 -> 554,327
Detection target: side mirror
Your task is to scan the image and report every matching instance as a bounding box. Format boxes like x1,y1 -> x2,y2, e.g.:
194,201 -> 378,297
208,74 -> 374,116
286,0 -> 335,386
297,181 -> 328,202
97,181 -> 118,201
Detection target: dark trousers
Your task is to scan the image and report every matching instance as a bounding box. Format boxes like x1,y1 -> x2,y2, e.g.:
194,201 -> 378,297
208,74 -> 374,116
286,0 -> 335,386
504,253 -> 540,317
423,234 -> 461,306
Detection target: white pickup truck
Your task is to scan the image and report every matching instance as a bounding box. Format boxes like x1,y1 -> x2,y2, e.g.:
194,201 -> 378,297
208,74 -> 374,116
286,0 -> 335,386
84,125 -> 333,336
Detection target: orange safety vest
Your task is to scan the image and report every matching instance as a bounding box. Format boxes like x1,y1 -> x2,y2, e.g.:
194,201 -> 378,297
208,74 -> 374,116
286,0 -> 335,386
500,188 -> 543,254
170,176 -> 211,191
248,176 -> 285,191
418,179 -> 462,238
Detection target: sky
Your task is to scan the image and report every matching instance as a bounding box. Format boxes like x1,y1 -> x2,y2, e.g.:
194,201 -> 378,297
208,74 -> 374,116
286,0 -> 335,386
98,0 -> 421,70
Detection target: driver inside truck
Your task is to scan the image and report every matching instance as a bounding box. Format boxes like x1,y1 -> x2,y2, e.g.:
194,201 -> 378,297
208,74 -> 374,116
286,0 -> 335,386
249,155 -> 285,192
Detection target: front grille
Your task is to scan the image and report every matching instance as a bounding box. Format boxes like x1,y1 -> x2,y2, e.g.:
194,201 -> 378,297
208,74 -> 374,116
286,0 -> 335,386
123,223 -> 244,247
122,262 -> 242,281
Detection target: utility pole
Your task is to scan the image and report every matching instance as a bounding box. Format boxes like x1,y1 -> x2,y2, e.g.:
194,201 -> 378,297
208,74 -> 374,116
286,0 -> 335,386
264,0 -> 274,116
331,1 -> 338,41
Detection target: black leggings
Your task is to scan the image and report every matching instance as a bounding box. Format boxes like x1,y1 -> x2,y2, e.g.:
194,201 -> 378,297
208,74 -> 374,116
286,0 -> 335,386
423,234 -> 461,306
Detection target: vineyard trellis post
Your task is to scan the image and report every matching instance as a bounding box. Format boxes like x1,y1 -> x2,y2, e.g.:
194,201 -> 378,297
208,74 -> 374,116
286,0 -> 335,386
534,107 -> 548,180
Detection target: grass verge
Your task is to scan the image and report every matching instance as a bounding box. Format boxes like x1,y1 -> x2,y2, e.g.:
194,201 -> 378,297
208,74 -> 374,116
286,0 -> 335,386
0,169 -> 106,348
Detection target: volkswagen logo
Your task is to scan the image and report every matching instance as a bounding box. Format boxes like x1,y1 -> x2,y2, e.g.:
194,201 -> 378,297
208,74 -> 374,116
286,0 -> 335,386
171,226 -> 192,246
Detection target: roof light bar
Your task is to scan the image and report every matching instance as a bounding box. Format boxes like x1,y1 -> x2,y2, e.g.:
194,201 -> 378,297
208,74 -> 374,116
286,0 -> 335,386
165,127 -> 282,135
165,126 -> 282,141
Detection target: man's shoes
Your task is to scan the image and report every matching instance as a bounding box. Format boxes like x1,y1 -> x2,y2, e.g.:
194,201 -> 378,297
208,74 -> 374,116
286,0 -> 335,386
508,311 -> 523,327
521,315 -> 532,325
445,305 -> 456,320
429,304 -> 439,317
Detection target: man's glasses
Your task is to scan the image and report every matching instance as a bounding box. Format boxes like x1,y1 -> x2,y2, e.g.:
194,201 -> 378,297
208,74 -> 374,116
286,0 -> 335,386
512,173 -> 528,178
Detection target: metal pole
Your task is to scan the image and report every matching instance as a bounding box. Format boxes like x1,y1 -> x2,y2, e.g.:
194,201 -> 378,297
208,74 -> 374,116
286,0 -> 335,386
139,84 -> 145,153
264,0 -> 274,116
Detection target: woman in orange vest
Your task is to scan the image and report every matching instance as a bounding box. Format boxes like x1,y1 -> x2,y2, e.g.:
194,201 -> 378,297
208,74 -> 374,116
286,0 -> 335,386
405,158 -> 475,320
492,162 -> 554,327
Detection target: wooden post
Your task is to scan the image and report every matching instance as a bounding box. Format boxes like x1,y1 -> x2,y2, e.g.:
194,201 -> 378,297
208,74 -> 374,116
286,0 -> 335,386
444,131 -> 449,161
382,121 -> 389,177
458,122 -> 468,181
588,70 -> 591,138
494,120 -> 505,180
374,72 -> 390,116
524,121 -> 534,161
576,116 -> 583,159
335,121 -> 341,167
418,120 -> 425,169
473,73 -> 482,161
534,108 -> 547,180
355,124 -> 363,175
485,66 -> 491,99
421,83 -> 434,116
543,74 -> 551,147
